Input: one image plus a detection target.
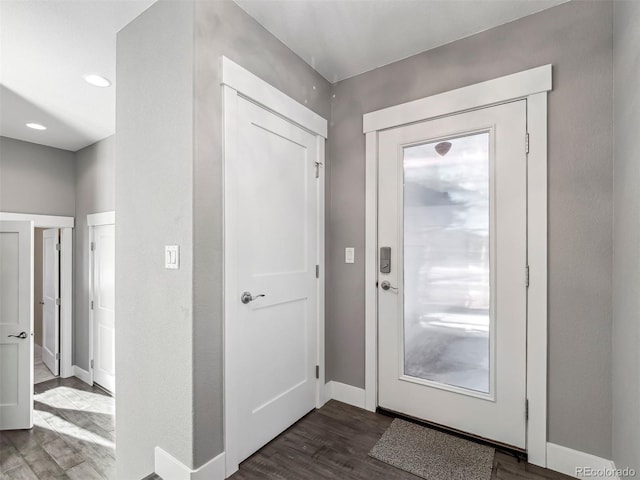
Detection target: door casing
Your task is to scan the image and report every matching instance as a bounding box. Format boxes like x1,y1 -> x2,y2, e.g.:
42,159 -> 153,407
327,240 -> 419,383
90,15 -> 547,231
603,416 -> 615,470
222,57 -> 327,478
0,212 -> 74,380
363,65 -> 552,467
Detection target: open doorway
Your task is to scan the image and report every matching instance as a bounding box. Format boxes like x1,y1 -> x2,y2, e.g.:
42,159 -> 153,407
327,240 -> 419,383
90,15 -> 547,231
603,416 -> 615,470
34,227 -> 60,384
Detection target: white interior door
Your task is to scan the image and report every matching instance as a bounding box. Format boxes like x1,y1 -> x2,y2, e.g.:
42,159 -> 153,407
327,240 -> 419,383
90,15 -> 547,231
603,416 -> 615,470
0,220 -> 34,430
92,224 -> 115,393
229,95 -> 319,463
377,101 -> 527,448
42,228 -> 60,376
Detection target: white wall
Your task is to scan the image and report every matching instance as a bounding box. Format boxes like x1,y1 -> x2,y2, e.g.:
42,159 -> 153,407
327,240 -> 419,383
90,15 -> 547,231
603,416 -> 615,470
115,2 -> 196,478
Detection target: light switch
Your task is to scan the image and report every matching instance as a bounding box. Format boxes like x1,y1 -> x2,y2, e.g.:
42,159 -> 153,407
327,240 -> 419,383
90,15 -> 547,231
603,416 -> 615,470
165,245 -> 179,269
345,247 -> 355,264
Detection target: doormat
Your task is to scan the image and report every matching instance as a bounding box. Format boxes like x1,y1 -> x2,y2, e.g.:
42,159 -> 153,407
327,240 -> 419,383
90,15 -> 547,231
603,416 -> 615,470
369,419 -> 495,480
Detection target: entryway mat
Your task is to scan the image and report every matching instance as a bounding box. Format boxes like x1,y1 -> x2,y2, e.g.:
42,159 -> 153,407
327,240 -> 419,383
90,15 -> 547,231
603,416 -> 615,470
369,419 -> 495,480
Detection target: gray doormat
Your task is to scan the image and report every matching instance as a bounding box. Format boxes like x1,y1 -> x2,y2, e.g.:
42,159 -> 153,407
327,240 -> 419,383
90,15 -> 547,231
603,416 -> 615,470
369,419 -> 495,480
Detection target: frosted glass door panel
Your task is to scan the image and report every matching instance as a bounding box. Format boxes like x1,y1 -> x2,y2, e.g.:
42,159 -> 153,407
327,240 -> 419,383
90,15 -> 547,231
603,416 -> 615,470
403,132 -> 491,393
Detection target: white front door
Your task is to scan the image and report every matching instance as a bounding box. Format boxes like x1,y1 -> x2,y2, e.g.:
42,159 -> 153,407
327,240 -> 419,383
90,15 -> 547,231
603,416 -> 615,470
0,221 -> 34,430
229,96 -> 319,463
92,224 -> 115,393
42,228 -> 60,376
377,101 -> 527,448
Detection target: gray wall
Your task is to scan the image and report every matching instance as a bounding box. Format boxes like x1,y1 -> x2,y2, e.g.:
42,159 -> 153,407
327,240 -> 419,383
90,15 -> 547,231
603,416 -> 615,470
327,0 -> 613,458
115,2 -> 195,478
612,0 -> 640,472
0,136 -> 75,216
192,0 -> 332,465
75,136 -> 115,370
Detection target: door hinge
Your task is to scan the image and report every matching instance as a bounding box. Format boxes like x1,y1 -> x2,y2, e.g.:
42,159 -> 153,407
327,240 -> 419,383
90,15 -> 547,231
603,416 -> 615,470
90,359 -> 94,369
525,265 -> 530,288
314,161 -> 323,178
525,133 -> 530,154
316,265 -> 320,279
55,352 -> 60,360
315,365 -> 320,379
55,298 -> 61,306
525,399 -> 529,420
55,243 -> 61,251
90,300 -> 94,310
90,242 -> 96,251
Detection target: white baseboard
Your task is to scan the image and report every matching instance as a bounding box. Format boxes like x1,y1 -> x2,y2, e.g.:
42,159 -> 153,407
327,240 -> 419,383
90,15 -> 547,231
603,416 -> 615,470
155,447 -> 225,480
326,381 -> 366,409
547,443 -> 621,479
72,365 -> 92,386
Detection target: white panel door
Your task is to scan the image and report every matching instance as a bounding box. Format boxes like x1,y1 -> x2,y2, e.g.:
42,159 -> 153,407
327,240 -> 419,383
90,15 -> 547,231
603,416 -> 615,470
230,96 -> 319,462
92,224 -> 115,393
377,101 -> 527,448
42,228 -> 60,376
0,221 -> 34,430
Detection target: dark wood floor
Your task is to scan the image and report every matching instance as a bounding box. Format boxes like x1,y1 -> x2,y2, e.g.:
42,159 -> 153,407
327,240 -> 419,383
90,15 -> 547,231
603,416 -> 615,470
0,376 -> 115,480
2,378 -> 573,480
227,400 -> 574,480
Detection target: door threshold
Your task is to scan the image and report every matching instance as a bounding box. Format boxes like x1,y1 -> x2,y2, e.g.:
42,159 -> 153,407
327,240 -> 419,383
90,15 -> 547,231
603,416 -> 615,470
376,407 -> 527,461
93,382 -> 114,397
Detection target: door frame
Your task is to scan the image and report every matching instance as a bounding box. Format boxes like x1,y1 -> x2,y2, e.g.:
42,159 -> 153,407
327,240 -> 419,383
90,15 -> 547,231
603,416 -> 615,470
87,211 -> 115,386
221,56 -> 328,477
362,65 -> 552,467
0,212 -> 74,379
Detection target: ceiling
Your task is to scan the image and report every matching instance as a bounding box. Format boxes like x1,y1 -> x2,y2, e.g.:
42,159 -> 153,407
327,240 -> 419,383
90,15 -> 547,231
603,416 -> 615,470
0,0 -> 155,152
0,0 -> 567,152
235,0 -> 567,83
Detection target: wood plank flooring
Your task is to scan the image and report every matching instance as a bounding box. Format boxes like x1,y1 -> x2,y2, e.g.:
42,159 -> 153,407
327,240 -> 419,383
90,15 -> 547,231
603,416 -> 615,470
227,400 -> 574,480
0,377 -> 114,480
2,378 -> 574,480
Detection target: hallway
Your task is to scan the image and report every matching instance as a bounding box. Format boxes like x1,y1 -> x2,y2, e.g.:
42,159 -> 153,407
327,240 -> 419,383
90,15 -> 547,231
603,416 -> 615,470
0,377 -> 114,480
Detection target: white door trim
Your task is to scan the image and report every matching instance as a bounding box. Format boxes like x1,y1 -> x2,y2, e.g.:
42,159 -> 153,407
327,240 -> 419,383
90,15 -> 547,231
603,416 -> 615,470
221,56 -> 327,139
0,212 -> 74,229
0,212 -> 74,379
88,212 -> 115,386
363,66 -> 551,467
363,65 -> 551,134
87,211 -> 115,227
222,59 -> 327,478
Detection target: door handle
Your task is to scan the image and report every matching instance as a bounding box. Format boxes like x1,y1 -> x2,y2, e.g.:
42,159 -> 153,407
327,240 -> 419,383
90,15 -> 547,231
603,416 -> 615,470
241,292 -> 266,304
380,281 -> 398,291
8,331 -> 28,339
39,301 -> 45,305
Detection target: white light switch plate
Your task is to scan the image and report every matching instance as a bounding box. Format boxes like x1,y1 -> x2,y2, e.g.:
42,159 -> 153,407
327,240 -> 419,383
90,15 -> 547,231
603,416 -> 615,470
165,245 -> 179,269
345,247 -> 355,264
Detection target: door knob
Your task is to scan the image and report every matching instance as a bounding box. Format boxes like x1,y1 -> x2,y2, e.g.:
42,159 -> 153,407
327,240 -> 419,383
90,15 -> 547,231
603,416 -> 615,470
8,331 -> 28,339
241,292 -> 265,304
39,301 -> 45,305
380,281 -> 398,291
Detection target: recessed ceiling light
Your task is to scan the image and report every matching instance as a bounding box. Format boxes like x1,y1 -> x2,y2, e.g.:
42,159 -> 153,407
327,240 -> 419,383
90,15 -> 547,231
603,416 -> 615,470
84,74 -> 111,87
26,123 -> 47,130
